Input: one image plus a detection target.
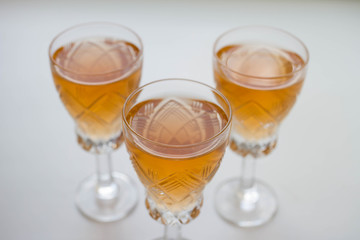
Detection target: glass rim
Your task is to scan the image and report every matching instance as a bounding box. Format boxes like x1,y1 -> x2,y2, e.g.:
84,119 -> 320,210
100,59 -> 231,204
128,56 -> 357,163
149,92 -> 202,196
122,78 -> 233,149
48,22 -> 144,78
213,25 -> 310,80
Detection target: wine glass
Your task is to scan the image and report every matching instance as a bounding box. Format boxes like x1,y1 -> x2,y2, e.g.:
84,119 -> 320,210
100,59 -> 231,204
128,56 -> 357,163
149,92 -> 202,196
122,79 -> 232,239
49,22 -> 143,222
213,26 -> 309,227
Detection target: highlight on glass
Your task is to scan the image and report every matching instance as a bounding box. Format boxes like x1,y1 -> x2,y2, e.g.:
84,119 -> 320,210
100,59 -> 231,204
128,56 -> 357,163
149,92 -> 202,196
49,22 -> 143,222
122,79 -> 232,239
213,26 -> 309,227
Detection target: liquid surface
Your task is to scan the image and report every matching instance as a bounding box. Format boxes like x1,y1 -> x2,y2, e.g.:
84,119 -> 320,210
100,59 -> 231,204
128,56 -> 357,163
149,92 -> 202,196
128,98 -> 228,146
214,44 -> 305,144
51,38 -> 142,145
54,38 -> 139,81
125,98 -> 229,215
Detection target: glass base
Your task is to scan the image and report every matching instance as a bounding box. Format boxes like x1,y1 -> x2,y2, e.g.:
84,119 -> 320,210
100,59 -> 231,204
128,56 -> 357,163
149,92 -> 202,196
75,172 -> 138,222
215,178 -> 277,227
153,238 -> 189,240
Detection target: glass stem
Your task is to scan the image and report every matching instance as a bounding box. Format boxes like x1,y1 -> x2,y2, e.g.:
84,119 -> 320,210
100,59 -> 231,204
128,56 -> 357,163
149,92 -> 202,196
95,152 -> 119,200
164,223 -> 182,240
240,154 -> 256,189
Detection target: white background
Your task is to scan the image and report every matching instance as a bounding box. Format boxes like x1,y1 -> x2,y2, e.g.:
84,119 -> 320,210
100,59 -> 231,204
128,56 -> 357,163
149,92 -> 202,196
0,0 -> 359,239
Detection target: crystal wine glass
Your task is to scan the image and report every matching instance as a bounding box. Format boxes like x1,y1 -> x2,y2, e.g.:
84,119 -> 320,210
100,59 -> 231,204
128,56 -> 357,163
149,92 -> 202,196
213,26 -> 309,227
122,79 -> 232,239
49,22 -> 143,222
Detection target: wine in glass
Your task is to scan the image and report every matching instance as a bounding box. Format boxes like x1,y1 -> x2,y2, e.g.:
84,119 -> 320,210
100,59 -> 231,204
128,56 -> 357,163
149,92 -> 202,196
213,26 -> 309,227
122,79 -> 232,239
49,22 -> 143,222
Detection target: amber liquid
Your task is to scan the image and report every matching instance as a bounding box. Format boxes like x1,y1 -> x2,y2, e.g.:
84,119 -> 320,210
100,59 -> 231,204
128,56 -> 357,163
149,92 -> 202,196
214,44 -> 305,143
51,38 -> 142,145
125,98 -> 229,215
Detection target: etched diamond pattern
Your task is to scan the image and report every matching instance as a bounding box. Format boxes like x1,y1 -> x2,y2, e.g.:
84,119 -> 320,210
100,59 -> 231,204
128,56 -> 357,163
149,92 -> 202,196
235,100 -> 276,135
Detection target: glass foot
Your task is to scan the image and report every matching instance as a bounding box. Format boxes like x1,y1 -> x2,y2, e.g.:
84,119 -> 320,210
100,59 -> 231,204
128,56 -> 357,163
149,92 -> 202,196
215,178 -> 277,227
75,172 -> 138,222
153,238 -> 189,240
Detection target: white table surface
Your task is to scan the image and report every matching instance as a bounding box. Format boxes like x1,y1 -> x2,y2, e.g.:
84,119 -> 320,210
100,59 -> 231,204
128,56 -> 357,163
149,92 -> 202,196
1,0 -> 359,239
